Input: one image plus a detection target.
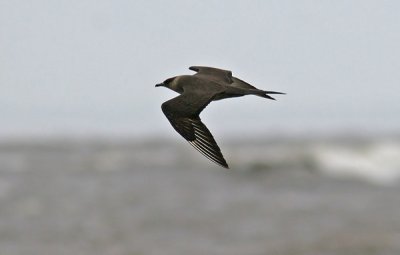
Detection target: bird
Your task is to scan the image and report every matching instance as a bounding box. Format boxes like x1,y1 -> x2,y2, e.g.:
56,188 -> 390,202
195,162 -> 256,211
156,66 -> 284,169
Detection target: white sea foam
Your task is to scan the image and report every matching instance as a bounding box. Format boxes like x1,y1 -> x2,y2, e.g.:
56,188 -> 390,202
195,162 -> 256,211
312,141 -> 400,185
1,138 -> 400,186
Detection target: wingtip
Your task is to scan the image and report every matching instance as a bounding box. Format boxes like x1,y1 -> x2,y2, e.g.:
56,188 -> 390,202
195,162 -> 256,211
189,66 -> 198,72
218,163 -> 230,169
215,157 -> 230,169
219,160 -> 230,169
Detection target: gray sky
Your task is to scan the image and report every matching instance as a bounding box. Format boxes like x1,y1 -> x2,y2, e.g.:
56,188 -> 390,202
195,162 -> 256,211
1,0 -> 400,138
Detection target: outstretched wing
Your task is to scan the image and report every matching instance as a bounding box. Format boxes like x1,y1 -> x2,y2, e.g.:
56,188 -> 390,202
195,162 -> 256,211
161,90 -> 229,168
189,66 -> 233,84
190,67 -> 285,100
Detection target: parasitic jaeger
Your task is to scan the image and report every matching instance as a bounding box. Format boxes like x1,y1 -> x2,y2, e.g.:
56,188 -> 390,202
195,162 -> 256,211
156,66 -> 284,168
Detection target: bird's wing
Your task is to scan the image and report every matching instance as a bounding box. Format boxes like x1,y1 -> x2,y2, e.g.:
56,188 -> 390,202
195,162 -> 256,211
189,66 -> 233,84
231,77 -> 257,90
161,90 -> 229,168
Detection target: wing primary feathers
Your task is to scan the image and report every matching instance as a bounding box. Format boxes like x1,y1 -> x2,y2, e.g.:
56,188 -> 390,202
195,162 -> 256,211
188,141 -> 229,169
161,92 -> 229,168
189,119 -> 229,168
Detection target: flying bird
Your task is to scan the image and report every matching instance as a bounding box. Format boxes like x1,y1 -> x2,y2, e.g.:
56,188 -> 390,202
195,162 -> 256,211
156,66 -> 284,168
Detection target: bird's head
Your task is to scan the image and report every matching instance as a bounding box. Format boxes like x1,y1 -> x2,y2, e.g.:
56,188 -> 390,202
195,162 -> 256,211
155,77 -> 176,89
156,76 -> 184,94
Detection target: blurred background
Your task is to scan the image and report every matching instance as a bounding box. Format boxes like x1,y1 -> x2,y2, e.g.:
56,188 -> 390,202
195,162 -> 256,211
1,1 -> 400,254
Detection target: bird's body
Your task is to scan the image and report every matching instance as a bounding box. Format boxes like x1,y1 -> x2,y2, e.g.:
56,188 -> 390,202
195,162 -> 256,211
156,66 -> 284,168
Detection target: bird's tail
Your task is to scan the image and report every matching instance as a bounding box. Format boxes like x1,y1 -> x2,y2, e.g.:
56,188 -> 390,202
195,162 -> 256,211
247,89 -> 285,100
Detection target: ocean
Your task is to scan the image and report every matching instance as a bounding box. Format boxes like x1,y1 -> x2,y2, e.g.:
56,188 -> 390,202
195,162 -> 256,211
1,136 -> 400,255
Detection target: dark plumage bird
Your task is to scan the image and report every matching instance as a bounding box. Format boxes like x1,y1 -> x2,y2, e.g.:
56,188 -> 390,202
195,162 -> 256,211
156,66 -> 284,168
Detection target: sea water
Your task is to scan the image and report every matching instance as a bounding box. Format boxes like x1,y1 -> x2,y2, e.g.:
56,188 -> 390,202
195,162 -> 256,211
0,136 -> 399,255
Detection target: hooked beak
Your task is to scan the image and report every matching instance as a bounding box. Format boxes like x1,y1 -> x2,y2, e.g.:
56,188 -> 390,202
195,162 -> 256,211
155,83 -> 164,87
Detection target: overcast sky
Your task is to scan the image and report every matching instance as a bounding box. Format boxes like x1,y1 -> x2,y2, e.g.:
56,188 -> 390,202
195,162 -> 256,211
1,0 -> 400,138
